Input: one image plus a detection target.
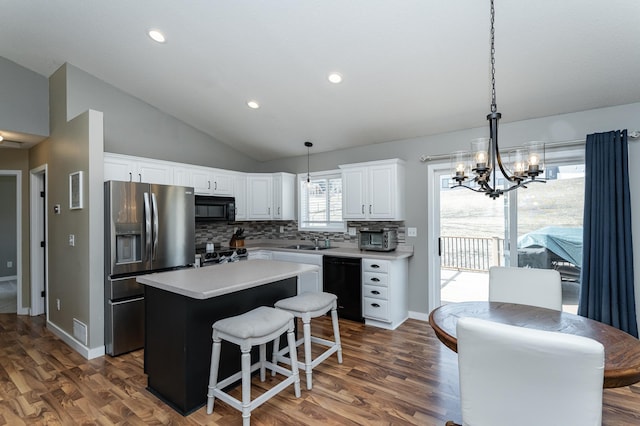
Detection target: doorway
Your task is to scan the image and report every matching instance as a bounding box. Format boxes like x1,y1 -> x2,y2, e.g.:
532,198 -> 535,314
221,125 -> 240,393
0,170 -> 21,314
428,148 -> 585,313
30,165 -> 47,316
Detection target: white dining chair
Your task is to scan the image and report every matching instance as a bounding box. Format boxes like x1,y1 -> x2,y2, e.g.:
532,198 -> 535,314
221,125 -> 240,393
447,317 -> 604,426
488,266 -> 562,310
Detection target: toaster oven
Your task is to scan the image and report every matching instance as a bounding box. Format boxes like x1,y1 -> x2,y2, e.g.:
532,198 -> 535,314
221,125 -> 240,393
358,229 -> 398,252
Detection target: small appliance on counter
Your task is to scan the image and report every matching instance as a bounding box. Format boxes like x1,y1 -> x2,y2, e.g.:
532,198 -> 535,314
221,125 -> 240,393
358,229 -> 398,252
195,243 -> 248,266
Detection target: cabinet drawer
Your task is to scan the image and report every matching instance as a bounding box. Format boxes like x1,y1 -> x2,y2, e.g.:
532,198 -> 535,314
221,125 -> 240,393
363,271 -> 388,287
363,284 -> 388,300
363,259 -> 390,273
363,297 -> 389,320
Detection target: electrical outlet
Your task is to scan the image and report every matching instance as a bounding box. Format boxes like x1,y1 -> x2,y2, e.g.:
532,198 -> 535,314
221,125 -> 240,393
408,227 -> 417,237
348,227 -> 357,236
280,225 -> 284,233
68,234 -> 75,246
6,261 -> 12,268
56,299 -> 61,311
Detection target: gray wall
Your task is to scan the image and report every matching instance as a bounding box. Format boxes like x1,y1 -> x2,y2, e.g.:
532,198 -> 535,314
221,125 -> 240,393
259,102 -> 640,319
0,176 -> 17,278
30,64 -> 105,353
64,64 -> 258,172
0,56 -> 49,137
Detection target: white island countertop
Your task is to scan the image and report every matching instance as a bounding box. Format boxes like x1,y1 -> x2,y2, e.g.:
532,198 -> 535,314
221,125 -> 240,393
137,259 -> 319,300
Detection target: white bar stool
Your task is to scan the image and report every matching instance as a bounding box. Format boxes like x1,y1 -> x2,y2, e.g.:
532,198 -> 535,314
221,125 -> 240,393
272,292 -> 343,390
206,306 -> 301,426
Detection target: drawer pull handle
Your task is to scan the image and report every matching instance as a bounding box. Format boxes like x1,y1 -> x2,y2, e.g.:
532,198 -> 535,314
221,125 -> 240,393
371,264 -> 380,269
371,303 -> 380,308
371,277 -> 380,282
371,290 -> 380,295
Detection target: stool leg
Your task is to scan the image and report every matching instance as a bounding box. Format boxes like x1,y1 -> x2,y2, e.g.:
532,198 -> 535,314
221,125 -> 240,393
241,347 -> 251,426
206,337 -> 222,414
271,335 -> 280,377
331,306 -> 343,364
286,327 -> 301,398
259,343 -> 266,382
302,318 -> 313,390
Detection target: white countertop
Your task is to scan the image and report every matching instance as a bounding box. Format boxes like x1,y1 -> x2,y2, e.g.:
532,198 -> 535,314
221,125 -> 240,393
245,241 -> 413,260
137,259 -> 319,300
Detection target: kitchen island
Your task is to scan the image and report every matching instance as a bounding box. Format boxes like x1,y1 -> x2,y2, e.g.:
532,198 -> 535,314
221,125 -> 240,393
137,259 -> 319,415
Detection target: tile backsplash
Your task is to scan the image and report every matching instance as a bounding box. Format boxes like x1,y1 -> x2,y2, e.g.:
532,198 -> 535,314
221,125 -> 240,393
195,221 -> 405,246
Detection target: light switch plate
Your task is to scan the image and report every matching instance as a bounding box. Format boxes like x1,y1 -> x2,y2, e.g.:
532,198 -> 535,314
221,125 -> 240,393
407,227 -> 417,237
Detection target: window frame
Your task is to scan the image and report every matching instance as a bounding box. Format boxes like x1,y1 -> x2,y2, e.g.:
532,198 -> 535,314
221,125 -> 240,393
297,169 -> 346,232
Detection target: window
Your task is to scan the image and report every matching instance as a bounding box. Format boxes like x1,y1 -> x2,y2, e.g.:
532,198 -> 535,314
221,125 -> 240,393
298,171 -> 345,231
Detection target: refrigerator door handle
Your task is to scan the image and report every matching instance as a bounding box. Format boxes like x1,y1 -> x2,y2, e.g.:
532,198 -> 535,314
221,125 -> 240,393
109,296 -> 145,306
152,192 -> 159,261
144,192 -> 151,260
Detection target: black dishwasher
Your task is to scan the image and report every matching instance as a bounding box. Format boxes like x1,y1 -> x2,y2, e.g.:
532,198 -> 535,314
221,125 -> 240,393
323,256 -> 363,322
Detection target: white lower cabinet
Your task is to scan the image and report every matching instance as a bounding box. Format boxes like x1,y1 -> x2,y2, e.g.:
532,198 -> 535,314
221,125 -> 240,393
362,257 -> 408,330
269,251 -> 322,294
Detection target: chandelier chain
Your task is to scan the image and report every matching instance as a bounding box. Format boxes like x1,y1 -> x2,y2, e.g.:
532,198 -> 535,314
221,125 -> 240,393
490,0 -> 497,113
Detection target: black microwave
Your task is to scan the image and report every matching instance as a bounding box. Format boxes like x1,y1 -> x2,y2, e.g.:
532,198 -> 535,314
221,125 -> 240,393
195,195 -> 235,222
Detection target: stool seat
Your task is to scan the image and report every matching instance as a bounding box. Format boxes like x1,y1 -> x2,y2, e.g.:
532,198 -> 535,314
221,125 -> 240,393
273,292 -> 342,390
207,306 -> 301,426
275,292 -> 337,315
214,306 -> 295,340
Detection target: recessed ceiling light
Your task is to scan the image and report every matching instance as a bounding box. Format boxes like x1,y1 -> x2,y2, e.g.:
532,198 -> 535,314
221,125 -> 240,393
148,29 -> 166,43
328,73 -> 343,84
247,100 -> 260,109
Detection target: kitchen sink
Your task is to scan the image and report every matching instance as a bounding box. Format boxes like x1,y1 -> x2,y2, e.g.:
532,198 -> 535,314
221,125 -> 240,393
280,244 -> 330,251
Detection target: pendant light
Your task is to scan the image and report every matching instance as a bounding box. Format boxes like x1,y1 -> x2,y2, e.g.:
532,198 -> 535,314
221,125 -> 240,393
305,141 -> 313,184
450,0 -> 545,199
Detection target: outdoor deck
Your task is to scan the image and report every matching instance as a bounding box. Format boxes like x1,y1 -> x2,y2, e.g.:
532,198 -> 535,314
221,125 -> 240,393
441,269 -> 580,314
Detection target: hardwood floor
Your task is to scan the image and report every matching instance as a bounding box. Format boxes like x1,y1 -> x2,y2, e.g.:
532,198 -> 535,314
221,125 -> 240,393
1,313 -> 639,425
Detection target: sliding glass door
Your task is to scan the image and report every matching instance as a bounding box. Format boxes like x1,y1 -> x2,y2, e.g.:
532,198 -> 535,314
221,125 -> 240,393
428,149 -> 585,312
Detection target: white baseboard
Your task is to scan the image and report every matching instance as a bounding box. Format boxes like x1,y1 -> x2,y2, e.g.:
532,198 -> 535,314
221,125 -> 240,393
408,311 -> 429,322
46,320 -> 105,360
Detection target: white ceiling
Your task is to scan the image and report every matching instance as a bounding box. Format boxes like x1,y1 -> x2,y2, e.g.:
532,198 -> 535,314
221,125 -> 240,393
2,1 -> 640,160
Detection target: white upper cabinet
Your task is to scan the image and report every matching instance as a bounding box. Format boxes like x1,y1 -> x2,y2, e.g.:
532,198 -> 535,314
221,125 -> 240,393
104,153 -> 295,221
247,174 -> 273,220
104,153 -> 173,185
192,167 -> 235,195
244,172 -> 295,221
234,174 -> 248,221
340,159 -> 405,221
273,172 -> 295,220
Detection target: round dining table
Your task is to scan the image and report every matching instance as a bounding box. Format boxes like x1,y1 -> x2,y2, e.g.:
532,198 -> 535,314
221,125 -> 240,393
429,301 -> 640,388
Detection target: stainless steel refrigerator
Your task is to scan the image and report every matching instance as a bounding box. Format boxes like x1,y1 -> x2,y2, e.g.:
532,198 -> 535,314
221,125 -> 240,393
104,181 -> 195,356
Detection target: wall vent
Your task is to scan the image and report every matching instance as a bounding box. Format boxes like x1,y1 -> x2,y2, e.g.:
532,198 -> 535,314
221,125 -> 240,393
73,318 -> 88,345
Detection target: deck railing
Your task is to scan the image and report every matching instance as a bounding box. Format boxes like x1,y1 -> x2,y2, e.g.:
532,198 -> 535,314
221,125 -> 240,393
440,236 -> 504,272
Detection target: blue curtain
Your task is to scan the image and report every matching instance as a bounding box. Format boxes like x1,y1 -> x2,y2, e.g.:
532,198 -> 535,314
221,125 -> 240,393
578,129 -> 638,337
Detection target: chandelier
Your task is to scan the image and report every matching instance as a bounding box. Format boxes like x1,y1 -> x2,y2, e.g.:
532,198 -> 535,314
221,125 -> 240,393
451,0 -> 545,199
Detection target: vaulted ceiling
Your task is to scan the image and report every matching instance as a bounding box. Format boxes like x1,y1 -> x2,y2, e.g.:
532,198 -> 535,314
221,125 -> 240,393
2,1 -> 640,160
